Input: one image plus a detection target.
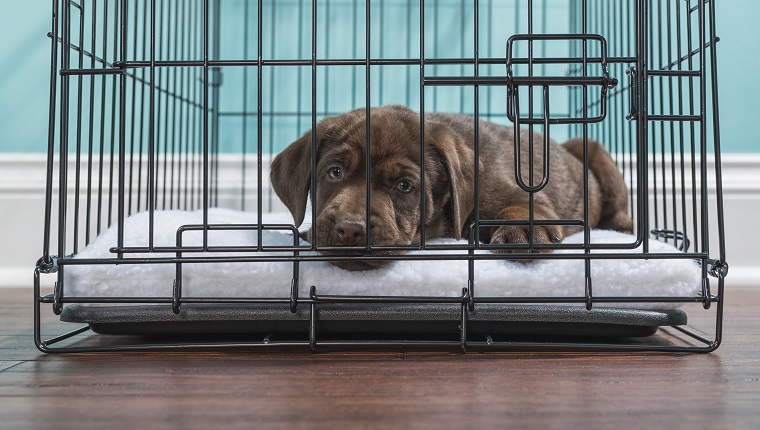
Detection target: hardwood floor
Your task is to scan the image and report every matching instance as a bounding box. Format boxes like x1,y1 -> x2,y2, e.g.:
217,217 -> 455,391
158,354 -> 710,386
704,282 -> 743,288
1,287 -> 758,430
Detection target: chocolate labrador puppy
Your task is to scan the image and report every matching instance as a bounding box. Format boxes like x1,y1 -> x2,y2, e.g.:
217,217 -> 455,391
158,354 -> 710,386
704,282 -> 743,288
271,105 -> 632,270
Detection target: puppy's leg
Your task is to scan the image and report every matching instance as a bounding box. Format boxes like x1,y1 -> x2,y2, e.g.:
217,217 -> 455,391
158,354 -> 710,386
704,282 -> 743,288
563,138 -> 633,233
486,203 -> 563,254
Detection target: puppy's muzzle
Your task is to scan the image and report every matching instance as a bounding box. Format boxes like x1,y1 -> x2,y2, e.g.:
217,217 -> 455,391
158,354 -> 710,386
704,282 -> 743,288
320,218 -> 398,271
333,220 -> 367,246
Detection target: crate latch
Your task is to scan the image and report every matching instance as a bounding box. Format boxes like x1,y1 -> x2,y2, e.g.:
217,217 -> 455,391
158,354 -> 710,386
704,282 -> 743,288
506,33 -> 618,125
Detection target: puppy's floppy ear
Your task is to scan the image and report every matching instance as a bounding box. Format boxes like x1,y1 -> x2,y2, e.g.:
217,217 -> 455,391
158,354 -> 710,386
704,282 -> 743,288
270,126 -> 326,227
427,120 -> 476,240
271,113 -> 356,226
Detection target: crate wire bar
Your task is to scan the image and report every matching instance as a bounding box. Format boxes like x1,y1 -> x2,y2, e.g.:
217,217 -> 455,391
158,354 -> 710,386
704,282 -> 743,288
35,0 -> 727,353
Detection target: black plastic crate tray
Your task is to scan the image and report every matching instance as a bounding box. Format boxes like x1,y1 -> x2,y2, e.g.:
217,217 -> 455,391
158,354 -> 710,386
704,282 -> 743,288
60,304 -> 687,339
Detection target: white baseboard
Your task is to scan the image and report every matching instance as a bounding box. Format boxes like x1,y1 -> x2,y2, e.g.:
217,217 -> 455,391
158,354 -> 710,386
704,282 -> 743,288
2,153 -> 758,288
0,268 -> 54,289
722,267 -> 760,288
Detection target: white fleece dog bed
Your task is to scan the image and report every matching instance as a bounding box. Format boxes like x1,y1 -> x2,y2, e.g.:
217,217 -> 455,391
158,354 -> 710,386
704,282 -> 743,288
64,208 -> 701,311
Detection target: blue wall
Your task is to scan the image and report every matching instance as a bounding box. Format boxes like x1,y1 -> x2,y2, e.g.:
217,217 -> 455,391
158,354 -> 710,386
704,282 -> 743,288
0,0 -> 52,153
1,0 -> 757,153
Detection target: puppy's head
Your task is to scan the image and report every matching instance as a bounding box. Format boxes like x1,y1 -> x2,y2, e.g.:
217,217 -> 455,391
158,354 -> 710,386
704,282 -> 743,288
270,105 -> 475,270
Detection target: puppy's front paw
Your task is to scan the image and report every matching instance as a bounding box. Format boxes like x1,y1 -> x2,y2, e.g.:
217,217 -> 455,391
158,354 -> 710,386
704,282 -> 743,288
488,224 -> 562,255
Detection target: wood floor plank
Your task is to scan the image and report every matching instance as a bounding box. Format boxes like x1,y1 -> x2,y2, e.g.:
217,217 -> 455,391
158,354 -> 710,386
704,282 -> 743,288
0,361 -> 23,372
1,287 -> 759,429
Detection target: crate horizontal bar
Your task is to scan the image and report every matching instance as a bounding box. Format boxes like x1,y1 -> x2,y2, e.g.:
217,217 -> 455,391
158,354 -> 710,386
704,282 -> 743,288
647,69 -> 701,77
648,115 -> 702,122
60,68 -> 124,76
100,239 -> 645,255
41,294 -> 716,306
97,56 -> 638,70
425,76 -> 616,87
57,251 -> 709,266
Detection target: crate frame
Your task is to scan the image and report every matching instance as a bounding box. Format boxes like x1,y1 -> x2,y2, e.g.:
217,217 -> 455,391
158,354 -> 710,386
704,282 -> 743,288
35,0 -> 728,353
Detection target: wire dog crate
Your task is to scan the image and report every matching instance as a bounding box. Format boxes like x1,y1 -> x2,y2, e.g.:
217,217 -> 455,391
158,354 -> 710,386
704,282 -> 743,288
36,0 -> 728,353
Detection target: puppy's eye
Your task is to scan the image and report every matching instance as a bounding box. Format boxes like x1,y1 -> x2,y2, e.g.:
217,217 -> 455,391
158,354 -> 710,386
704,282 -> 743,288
396,180 -> 413,193
328,167 -> 342,179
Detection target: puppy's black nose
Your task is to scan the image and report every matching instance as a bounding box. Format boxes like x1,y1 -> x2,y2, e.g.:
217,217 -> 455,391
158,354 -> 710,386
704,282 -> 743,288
334,221 -> 366,246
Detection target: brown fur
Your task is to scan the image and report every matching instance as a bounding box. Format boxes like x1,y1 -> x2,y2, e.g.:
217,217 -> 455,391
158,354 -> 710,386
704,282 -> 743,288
270,105 -> 633,270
